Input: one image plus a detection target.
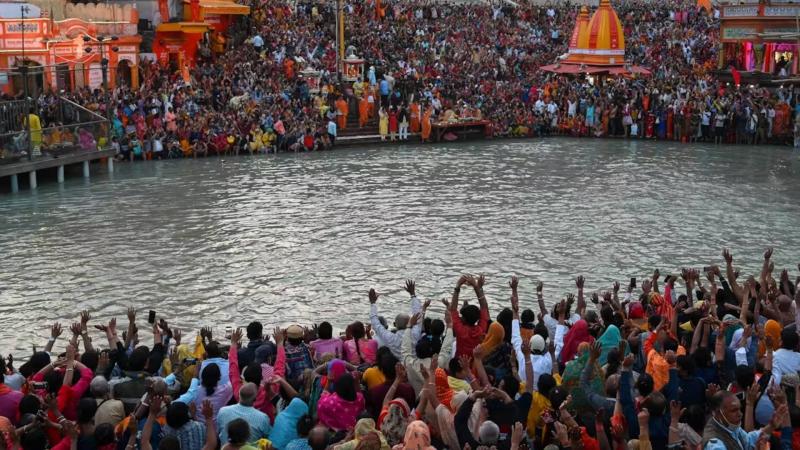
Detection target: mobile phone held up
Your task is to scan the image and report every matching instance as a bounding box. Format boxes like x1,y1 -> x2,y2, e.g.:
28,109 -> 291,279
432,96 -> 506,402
629,277 -> 636,290
148,310 -> 156,324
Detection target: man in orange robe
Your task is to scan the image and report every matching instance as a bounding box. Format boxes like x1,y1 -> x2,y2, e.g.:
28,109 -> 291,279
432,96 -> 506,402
358,96 -> 369,128
336,96 -> 348,130
409,102 -> 420,133
421,107 -> 432,142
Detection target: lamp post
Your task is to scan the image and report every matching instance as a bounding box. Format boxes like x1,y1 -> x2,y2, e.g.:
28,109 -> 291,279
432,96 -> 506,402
84,34 -> 118,147
20,4 -> 32,160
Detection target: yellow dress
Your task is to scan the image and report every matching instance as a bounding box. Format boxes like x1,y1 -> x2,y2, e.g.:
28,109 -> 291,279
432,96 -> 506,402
378,111 -> 388,136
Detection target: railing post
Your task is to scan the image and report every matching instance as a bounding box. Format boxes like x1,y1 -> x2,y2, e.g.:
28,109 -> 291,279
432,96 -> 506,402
57,165 -> 65,183
82,160 -> 90,178
29,170 -> 37,189
10,174 -> 19,193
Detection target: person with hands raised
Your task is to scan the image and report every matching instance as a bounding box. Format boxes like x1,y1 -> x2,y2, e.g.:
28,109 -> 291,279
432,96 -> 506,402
509,275 -> 552,390
400,309 -> 453,396
450,274 -> 491,358
367,281 -> 424,360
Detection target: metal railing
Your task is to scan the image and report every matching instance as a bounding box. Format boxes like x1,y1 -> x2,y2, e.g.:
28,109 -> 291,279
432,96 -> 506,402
0,96 -> 109,163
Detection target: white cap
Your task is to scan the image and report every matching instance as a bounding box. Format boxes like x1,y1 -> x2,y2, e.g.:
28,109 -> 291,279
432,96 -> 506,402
530,334 -> 546,352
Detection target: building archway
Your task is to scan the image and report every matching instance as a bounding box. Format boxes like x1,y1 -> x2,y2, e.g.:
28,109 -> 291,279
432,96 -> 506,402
11,60 -> 44,98
55,63 -> 72,92
116,59 -> 132,88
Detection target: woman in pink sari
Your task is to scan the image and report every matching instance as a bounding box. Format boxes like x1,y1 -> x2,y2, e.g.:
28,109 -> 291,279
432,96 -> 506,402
317,372 -> 365,431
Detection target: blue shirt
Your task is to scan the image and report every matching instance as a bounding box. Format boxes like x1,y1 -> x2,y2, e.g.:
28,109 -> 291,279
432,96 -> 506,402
217,404 -> 271,444
327,121 -> 337,137
380,79 -> 390,96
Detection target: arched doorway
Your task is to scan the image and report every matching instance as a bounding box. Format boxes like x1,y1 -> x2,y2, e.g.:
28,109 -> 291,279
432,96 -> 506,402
55,63 -> 72,92
116,60 -> 132,88
11,60 -> 44,98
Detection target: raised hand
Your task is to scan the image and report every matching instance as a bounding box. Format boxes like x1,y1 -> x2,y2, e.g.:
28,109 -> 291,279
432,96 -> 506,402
51,322 -> 63,339
70,323 -> 82,337
149,395 -> 163,416
653,269 -> 660,280
201,399 -> 214,421
510,422 -> 524,449
368,288 -> 379,304
457,275 -> 470,288
670,400 -> 685,422
173,328 -> 182,346
509,275 -> 519,291
746,381 -> 760,405
408,312 -> 422,328
80,310 -> 90,329
603,291 -> 612,304
590,292 -> 599,304
126,307 -> 136,323
404,279 -> 416,296
537,281 -> 543,294
706,383 -> 720,398
575,276 -> 585,290
723,248 -> 733,264
521,337 -> 532,358
476,274 -> 486,289
552,421 -> 569,446
764,247 -> 773,261
230,328 -> 242,346
613,281 -> 620,293
273,327 -> 285,346
422,298 -> 432,311
458,354 -> 472,373
395,362 -> 408,383
443,308 -> 453,328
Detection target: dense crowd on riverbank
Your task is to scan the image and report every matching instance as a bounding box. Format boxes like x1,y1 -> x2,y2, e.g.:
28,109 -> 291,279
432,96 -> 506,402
1,248 -> 800,450
6,0 -> 800,161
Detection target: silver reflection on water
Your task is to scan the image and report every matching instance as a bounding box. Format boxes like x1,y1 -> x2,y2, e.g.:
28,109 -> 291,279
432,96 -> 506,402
1,139 -> 800,355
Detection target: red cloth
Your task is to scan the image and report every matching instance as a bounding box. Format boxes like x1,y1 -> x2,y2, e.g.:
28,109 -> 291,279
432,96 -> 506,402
731,66 -> 741,86
452,307 -> 489,358
560,320 -> 595,364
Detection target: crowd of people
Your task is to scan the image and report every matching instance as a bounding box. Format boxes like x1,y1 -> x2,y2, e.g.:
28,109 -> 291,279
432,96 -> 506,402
1,248 -> 800,450
4,0 -> 800,162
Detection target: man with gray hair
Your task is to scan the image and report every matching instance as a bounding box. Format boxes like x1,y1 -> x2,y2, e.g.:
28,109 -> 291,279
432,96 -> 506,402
90,376 -> 125,426
216,383 -> 271,444
368,280 -> 424,358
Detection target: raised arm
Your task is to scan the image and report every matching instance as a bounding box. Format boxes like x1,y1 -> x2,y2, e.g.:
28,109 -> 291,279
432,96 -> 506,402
368,288 -> 396,346
576,276 -> 586,318
471,345 -> 491,388
652,269 -> 660,295
45,323 -> 63,354
228,328 -> 243,399
722,248 -> 745,298
536,281 -> 547,319
200,400 -> 218,450
404,280 -> 425,342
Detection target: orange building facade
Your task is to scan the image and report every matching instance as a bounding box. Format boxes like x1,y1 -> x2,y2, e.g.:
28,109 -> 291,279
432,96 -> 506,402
0,6 -> 141,96
152,0 -> 248,69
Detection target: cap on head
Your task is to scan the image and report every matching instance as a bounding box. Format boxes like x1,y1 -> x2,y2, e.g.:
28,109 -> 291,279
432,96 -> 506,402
530,335 -> 546,352
286,325 -> 304,340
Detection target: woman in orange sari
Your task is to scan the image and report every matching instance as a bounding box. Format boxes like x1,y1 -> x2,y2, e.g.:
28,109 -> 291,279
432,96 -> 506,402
358,96 -> 369,128
421,107 -> 432,142
335,96 -> 348,130
409,102 -> 421,133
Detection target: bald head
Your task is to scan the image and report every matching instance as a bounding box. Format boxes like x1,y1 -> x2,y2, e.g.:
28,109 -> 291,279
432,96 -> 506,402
308,426 -> 328,450
239,382 -> 258,406
394,314 -> 410,330
149,377 -> 167,396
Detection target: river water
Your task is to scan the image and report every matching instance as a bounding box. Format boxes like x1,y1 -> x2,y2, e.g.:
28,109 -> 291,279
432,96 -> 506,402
2,138 -> 800,355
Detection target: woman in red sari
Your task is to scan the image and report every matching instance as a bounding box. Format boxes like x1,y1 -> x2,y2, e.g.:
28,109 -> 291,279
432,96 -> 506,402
388,107 -> 398,141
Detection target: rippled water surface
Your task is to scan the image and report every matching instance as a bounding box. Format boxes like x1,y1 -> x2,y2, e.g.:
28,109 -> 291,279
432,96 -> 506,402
2,138 -> 800,355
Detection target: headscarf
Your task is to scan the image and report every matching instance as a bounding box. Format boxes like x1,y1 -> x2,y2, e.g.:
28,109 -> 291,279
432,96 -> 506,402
337,419 -> 390,450
759,319 -> 781,357
268,398 -> 309,450
481,322 -> 505,355
561,343 -> 603,411
436,392 -> 467,450
597,325 -> 627,366
560,320 -> 595,364
722,314 -> 741,346
378,399 -> 410,447
434,368 -> 454,410
728,328 -> 751,351
391,420 -> 434,450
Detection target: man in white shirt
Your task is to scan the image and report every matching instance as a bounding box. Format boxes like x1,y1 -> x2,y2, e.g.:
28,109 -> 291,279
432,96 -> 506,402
771,329 -> 800,385
368,281 -> 423,359
510,277 -> 554,389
